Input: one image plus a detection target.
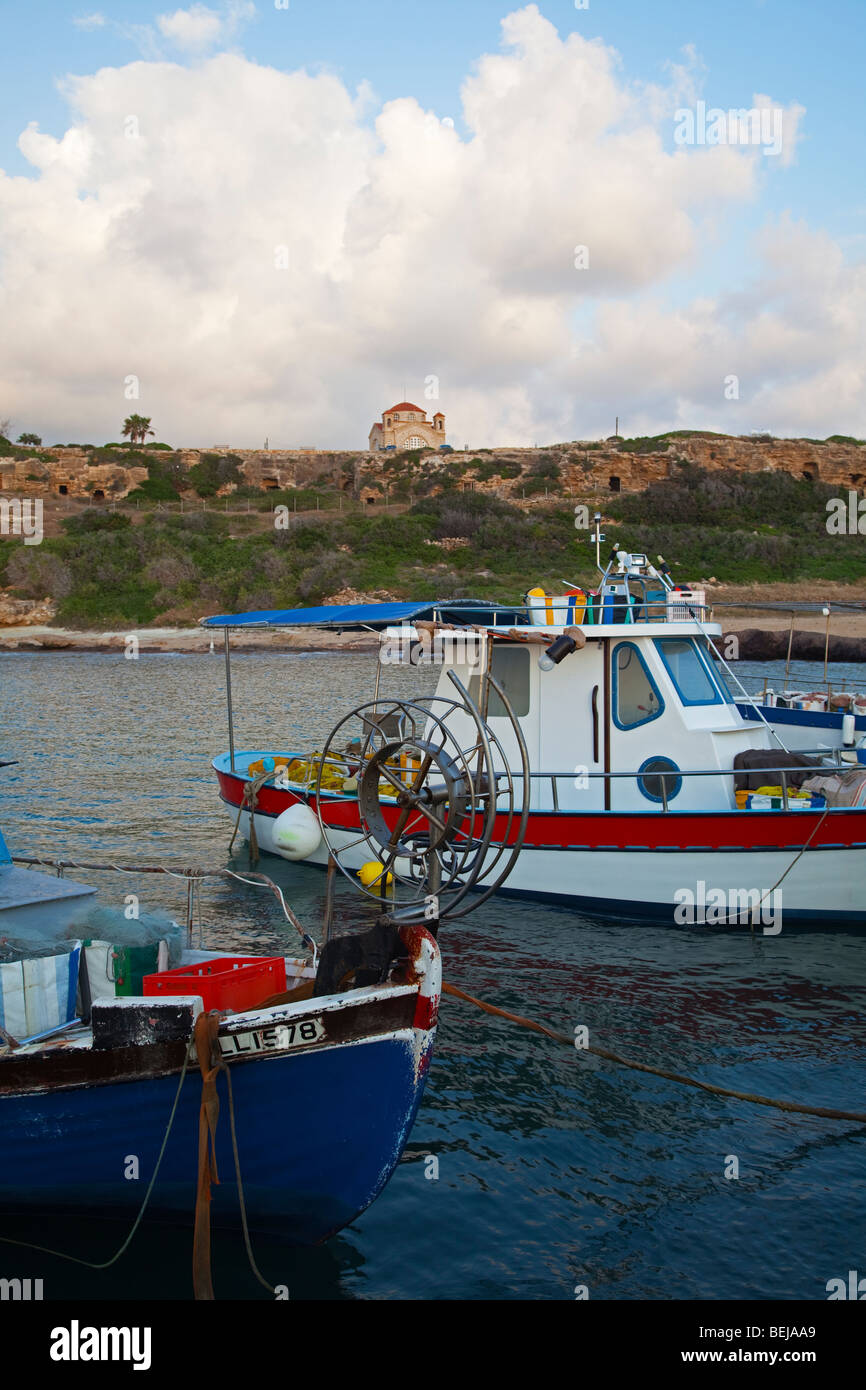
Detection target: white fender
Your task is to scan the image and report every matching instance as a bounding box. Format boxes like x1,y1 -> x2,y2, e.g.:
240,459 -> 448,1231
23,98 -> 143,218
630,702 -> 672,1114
272,803 -> 322,860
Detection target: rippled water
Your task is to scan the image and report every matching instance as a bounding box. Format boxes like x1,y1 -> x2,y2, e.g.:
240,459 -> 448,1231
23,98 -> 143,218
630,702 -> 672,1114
1,650 -> 864,1301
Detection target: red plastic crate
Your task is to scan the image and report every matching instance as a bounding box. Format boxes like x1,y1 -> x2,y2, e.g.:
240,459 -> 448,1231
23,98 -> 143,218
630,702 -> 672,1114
142,955 -> 286,1013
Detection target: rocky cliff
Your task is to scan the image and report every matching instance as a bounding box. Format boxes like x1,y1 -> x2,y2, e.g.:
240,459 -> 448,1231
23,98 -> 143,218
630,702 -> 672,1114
1,434 -> 864,504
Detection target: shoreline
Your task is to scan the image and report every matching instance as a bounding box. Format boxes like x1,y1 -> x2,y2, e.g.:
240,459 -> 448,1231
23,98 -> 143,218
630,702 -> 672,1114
3,619 -> 866,662
0,625 -> 379,654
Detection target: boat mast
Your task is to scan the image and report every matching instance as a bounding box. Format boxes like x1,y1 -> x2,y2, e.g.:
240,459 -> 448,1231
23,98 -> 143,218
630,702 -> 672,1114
224,628 -> 236,772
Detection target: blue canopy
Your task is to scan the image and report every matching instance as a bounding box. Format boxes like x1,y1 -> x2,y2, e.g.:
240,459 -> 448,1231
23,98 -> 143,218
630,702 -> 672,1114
200,599 -> 527,630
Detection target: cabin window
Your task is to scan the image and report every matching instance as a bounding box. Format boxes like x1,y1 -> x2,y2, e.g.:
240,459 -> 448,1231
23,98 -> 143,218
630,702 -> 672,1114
637,755 -> 682,804
654,638 -> 724,706
469,644 -> 530,717
612,642 -> 664,729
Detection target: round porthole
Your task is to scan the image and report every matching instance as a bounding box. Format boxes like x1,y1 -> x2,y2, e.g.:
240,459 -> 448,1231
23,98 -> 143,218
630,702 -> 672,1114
637,756 -> 682,804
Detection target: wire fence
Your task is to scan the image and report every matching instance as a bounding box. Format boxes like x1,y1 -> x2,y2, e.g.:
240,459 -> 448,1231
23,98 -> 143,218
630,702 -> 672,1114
42,494 -> 413,521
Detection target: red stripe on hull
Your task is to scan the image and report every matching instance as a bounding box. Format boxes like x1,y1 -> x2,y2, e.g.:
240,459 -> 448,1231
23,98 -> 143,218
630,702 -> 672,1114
216,770 -> 866,853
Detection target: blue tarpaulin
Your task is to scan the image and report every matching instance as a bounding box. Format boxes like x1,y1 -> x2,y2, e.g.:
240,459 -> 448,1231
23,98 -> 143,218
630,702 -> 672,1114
199,599 -> 525,630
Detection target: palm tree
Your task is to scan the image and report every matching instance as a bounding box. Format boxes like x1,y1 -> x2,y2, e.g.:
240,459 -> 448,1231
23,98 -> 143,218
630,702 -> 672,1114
17,432 -> 41,446
121,414 -> 155,446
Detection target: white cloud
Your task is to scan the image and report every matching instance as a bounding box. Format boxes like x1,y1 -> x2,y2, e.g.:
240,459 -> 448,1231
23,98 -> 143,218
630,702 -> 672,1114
1,5 -> 861,448
157,6 -> 225,51
156,2 -> 255,53
753,92 -> 806,168
72,12 -> 106,29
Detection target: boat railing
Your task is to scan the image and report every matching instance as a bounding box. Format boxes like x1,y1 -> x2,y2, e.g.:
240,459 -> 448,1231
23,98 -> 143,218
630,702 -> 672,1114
499,595 -> 715,627
507,754 -> 851,813
743,674 -> 866,701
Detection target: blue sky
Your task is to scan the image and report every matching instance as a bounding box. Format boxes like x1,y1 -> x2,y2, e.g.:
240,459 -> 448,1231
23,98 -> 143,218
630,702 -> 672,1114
0,1 -> 864,445
2,0 -> 863,238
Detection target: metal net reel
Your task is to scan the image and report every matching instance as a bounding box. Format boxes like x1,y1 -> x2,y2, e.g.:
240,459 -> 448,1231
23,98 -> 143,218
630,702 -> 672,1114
314,669 -> 530,925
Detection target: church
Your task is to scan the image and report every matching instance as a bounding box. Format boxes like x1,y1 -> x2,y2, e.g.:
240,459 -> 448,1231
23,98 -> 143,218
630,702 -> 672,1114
368,402 -> 445,452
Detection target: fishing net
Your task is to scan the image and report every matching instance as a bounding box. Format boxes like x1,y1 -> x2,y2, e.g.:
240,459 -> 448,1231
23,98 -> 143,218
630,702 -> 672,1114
0,901 -> 184,965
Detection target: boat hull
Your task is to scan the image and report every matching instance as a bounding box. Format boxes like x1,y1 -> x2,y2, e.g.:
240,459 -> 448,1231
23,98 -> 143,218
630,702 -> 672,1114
0,921 -> 441,1241
0,1031 -> 429,1240
215,757 -> 866,926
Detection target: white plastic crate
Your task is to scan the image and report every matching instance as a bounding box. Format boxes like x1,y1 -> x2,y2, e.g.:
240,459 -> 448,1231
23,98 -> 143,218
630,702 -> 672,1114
666,587 -> 707,621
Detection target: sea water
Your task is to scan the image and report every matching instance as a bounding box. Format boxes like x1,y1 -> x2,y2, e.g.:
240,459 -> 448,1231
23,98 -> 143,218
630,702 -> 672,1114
0,650 -> 864,1300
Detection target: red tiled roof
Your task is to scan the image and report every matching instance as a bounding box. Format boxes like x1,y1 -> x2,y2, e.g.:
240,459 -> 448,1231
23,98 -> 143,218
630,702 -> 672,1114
385,402 -> 424,414
371,422 -> 383,430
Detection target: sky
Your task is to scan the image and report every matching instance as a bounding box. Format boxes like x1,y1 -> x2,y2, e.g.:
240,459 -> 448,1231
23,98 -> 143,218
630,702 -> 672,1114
0,0 -> 864,448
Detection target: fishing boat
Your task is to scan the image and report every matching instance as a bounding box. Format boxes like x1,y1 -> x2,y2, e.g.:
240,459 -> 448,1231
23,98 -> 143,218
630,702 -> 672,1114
0,677 -> 527,1261
736,681 -> 866,753
723,604 -> 866,753
0,828 -> 95,944
203,544 -> 866,927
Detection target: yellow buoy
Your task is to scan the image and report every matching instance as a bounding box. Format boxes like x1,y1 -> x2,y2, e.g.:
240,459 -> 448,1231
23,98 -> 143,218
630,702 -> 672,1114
357,860 -> 394,889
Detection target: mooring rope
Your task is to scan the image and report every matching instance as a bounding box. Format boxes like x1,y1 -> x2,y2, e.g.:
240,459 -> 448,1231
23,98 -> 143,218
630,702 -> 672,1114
223,1062 -> 277,1296
0,1024 -> 277,1299
12,855 -> 315,954
192,1010 -> 276,1300
228,769 -> 275,866
711,803 -> 831,927
442,982 -> 866,1125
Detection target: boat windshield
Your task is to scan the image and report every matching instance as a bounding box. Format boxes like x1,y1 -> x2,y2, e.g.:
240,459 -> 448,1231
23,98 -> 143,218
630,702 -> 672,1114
654,637 -> 731,706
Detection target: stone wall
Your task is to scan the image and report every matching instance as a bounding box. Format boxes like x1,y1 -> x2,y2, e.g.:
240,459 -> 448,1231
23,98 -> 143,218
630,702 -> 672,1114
1,436 -> 864,503
0,450 -> 148,499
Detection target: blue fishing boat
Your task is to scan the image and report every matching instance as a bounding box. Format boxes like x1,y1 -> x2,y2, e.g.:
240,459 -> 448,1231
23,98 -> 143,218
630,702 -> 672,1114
0,912 -> 440,1244
0,672 -> 526,1276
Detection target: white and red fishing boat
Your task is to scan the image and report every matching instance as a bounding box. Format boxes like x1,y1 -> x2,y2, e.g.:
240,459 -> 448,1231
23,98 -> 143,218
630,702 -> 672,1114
203,549 -> 866,927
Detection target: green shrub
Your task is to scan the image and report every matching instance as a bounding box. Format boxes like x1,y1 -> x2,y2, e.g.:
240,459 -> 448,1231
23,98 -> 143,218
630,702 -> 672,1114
188,452 -> 243,497
5,548 -> 73,599
127,476 -> 179,501
297,551 -> 362,601
614,435 -> 673,454
62,512 -> 132,535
